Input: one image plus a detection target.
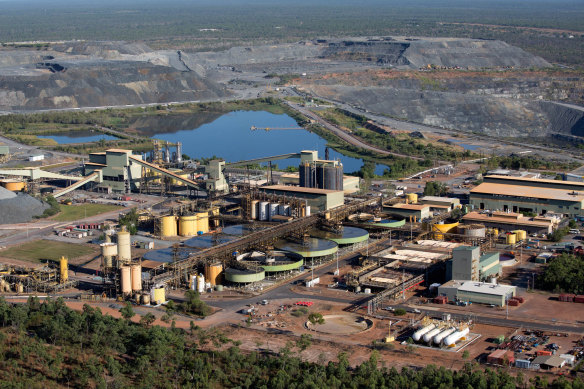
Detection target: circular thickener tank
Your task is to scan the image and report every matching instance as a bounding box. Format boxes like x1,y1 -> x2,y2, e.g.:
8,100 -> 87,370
160,215 -> 177,237
238,250 -> 304,272
251,200 -> 259,220
196,212 -> 209,234
258,202 -> 269,221
117,228 -> 132,263
178,215 -> 197,237
131,264 -> 142,292
120,266 -> 132,295
406,193 -> 418,204
184,234 -> 236,249
225,267 -> 265,283
0,179 -> 25,191
276,238 -> 338,258
506,233 -> 517,245
151,287 -> 165,304
222,224 -> 266,237
142,247 -> 194,263
205,263 -> 223,286
311,226 -> 369,245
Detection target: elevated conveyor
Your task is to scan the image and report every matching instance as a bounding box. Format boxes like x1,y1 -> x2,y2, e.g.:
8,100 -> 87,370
128,156 -> 202,190
226,153 -> 301,167
53,171 -> 102,198
0,168 -> 85,181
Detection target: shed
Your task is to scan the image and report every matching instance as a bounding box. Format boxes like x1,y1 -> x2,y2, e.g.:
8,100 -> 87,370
532,355 -> 566,369
515,359 -> 531,369
560,354 -> 575,366
487,349 -> 515,365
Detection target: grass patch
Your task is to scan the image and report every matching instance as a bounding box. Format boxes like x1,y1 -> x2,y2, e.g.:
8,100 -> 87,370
51,203 -> 123,222
0,239 -> 97,263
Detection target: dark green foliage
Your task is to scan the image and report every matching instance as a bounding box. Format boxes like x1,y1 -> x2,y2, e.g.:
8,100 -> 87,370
541,253 -> 584,294
118,208 -> 139,235
179,290 -> 212,317
549,226 -> 569,242
0,296 -> 579,387
35,195 -> 60,219
394,308 -> 407,316
308,312 -> 325,325
424,181 -> 448,196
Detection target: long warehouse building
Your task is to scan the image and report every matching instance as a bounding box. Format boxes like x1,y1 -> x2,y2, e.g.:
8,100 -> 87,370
469,175 -> 584,218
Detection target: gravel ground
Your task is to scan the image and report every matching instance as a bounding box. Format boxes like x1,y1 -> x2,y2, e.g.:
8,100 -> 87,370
0,192 -> 48,224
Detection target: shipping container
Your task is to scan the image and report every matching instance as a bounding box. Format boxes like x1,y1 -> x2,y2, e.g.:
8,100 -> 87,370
508,300 -> 519,306
514,296 -> 525,303
559,294 -> 576,302
574,295 -> 584,304
536,350 -> 552,356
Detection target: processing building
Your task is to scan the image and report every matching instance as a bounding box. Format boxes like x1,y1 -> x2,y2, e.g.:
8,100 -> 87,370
462,211 -> 556,234
445,246 -> 502,282
438,280 -> 516,306
85,149 -> 142,192
259,185 -> 344,212
470,175 -> 584,218
298,150 -> 344,191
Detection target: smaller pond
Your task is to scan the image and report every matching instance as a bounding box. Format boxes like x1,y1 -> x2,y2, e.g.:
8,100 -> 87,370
39,131 -> 117,144
447,139 -> 481,151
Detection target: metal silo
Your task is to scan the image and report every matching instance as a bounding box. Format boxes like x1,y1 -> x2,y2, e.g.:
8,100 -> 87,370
251,200 -> 259,220
205,263 -> 223,286
299,162 -> 311,187
197,274 -> 205,293
178,215 -> 197,237
101,242 -> 117,268
120,265 -> 132,295
316,165 -> 325,189
268,203 -> 279,221
117,226 -> 132,264
59,256 -> 68,284
130,264 -> 142,292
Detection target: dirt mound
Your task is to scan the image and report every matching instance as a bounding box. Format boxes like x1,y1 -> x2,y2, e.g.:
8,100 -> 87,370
0,193 -> 49,224
51,41 -> 152,57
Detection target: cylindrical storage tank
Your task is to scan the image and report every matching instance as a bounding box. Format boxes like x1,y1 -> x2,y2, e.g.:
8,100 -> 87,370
59,256 -> 68,283
268,203 -> 279,221
134,293 -> 141,303
305,206 -> 311,217
197,274 -> 205,293
17,283 -> 24,293
423,327 -> 443,343
506,233 -> 517,245
461,224 -> 486,238
413,324 -> 436,342
251,200 -> 259,220
151,287 -> 165,305
190,275 -> 197,290
444,327 -> 470,347
130,264 -> 142,292
364,288 -> 372,294
101,242 -> 118,257
215,285 -> 224,292
178,215 -> 197,237
141,293 -> 150,305
160,215 -> 178,238
406,193 -> 418,204
117,227 -> 132,263
103,255 -> 113,268
120,266 -> 132,295
434,327 -> 456,345
0,179 -> 26,191
205,263 -> 223,286
258,202 -> 269,221
513,230 -> 527,241
492,228 -> 499,236
196,212 -> 209,234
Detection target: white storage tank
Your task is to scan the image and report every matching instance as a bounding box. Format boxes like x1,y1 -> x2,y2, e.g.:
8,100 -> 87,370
412,324 -> 435,342
197,274 -> 205,293
259,202 -> 269,221
251,200 -> 259,220
305,206 -> 311,216
444,327 -> 469,347
423,327 -> 443,343
433,327 -> 456,345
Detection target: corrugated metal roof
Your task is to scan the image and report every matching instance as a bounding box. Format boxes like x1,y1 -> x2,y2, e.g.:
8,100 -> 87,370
463,212 -> 552,227
471,182 -> 584,201
486,174 -> 584,188
458,281 -> 515,296
261,185 -> 342,194
389,203 -> 429,210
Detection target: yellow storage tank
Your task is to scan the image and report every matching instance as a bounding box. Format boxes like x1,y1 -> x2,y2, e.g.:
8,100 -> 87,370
178,215 -> 197,237
130,264 -> 142,292
120,266 -> 132,295
492,228 -> 499,236
432,222 -> 459,240
406,193 -> 418,204
168,169 -> 183,186
59,256 -> 68,283
506,233 -> 517,245
160,215 -> 177,237
141,293 -> 150,305
513,230 -> 527,241
0,179 -> 26,191
196,212 -> 209,234
205,263 -> 223,286
151,287 -> 166,305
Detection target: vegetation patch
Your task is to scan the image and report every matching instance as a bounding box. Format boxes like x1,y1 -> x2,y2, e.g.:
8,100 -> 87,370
0,240 -> 97,263
51,203 -> 123,222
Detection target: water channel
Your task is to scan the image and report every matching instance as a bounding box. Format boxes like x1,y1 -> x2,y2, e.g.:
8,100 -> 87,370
40,130 -> 117,144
